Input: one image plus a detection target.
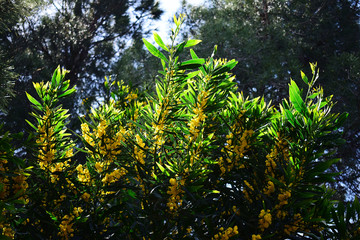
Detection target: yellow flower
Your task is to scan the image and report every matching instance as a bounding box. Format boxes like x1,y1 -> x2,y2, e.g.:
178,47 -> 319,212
263,181 -> 275,195
58,215 -> 75,239
73,207 -> 83,217
278,190 -> 291,207
252,234 -> 262,240
95,120 -> 107,139
167,177 -> 185,213
212,226 -> 239,240
258,209 -> 272,231
94,162 -> 104,173
81,192 -> 91,202
134,134 -> 146,165
1,223 -> 15,238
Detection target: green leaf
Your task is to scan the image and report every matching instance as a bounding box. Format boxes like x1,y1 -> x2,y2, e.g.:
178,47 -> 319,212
212,60 -> 238,76
310,62 -> 316,74
58,88 -> 76,98
184,39 -> 202,48
51,66 -> 59,87
60,80 -> 70,92
153,32 -> 169,52
308,92 -> 321,99
178,59 -> 205,70
174,41 -> 186,57
173,14 -> 179,26
190,49 -> 199,59
143,38 -> 168,63
184,70 -> 201,81
301,71 -> 308,84
56,67 -> 62,86
335,112 -> 348,128
46,211 -> 58,222
289,80 -> 306,115
25,119 -> 37,131
156,162 -> 165,172
26,92 -> 43,110
284,109 -> 296,128
127,189 -> 136,198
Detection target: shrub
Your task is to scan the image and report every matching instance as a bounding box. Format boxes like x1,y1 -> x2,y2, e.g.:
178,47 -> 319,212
2,14 -> 358,239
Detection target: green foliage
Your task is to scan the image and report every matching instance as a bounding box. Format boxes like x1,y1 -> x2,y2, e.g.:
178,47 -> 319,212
184,0 -> 360,198
0,15 -> 355,240
0,125 -> 29,239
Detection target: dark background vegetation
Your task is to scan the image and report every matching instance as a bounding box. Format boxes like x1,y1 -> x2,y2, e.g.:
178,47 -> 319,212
1,0 -> 360,200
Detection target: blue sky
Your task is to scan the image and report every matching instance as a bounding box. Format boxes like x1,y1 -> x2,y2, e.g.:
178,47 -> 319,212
154,0 -> 205,38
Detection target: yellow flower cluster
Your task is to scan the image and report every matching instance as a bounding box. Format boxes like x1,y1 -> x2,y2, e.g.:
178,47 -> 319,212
284,213 -> 303,235
265,133 -> 291,178
152,98 -> 170,148
76,164 -> 91,185
278,190 -> 291,207
36,107 -> 58,170
49,160 -> 71,183
102,167 -> 127,185
125,91 -> 138,102
73,207 -> 83,218
167,177 -> 185,213
0,222 -> 15,239
252,234 -> 262,240
95,120 -> 107,139
262,180 -> 275,196
274,190 -> 291,219
12,171 -> 29,198
219,122 -> 253,175
188,90 -> 209,141
81,123 -> 94,147
243,180 -> 255,203
134,134 -> 146,165
81,192 -> 91,202
82,119 -> 126,177
58,215 -> 74,239
258,209 -> 272,231
100,129 -> 125,157
0,156 -> 9,199
265,149 -> 277,178
37,128 -> 56,170
213,226 -> 239,240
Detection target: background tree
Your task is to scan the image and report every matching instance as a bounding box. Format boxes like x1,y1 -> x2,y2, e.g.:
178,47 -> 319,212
184,0 -> 360,199
2,0 -> 162,132
111,34 -> 161,90
0,0 -> 43,113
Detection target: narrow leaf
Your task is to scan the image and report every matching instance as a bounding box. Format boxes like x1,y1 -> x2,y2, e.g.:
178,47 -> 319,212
190,49 -> 199,59
25,119 -> 37,131
58,88 -> 76,98
178,59 -> 205,70
185,39 -> 202,48
153,32 -> 169,52
300,71 -> 308,84
289,80 -> 306,115
26,92 -> 43,109
174,41 -> 186,57
213,60 -> 238,76
143,38 -> 168,62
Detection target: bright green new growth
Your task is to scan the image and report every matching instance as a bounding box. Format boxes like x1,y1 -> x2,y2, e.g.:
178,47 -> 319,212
1,14 -> 359,240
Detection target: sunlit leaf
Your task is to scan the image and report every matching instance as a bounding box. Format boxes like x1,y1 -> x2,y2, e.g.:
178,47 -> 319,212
143,38 -> 168,63
300,70 -> 308,84
58,88 -> 76,98
289,80 -> 306,115
184,39 -> 202,48
153,32 -> 169,52
26,92 -> 43,110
